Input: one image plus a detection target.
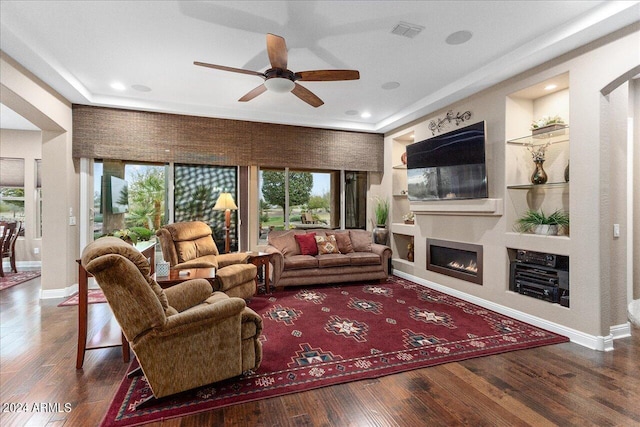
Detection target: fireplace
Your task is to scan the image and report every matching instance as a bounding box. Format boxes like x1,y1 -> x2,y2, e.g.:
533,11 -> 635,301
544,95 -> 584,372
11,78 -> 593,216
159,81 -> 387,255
427,239 -> 483,285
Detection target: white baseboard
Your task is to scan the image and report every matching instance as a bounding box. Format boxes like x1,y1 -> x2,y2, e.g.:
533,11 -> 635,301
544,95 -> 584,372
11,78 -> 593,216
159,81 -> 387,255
41,283 -> 78,300
393,271 -> 628,352
3,260 -> 41,269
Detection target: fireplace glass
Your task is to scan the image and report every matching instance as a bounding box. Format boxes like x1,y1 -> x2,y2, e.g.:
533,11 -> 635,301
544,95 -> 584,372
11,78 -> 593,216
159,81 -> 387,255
427,239 -> 483,285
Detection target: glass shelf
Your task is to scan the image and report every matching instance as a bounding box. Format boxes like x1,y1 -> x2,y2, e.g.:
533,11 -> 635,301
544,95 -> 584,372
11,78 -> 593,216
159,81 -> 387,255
507,126 -> 569,147
507,182 -> 569,190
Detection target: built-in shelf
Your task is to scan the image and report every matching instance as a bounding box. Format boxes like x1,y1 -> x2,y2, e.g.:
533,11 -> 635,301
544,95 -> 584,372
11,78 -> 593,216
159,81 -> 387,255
391,223 -> 416,235
393,193 -> 408,197
507,182 -> 569,190
411,198 -> 503,216
507,126 -> 569,146
392,164 -> 407,170
505,231 -> 570,255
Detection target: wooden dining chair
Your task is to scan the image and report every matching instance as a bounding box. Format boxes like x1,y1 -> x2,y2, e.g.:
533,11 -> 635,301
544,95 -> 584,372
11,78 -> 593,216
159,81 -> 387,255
0,221 -> 21,277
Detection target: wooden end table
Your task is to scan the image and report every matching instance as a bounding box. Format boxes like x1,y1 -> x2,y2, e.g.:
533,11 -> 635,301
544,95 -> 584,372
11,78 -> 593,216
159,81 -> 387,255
247,252 -> 273,294
155,267 -> 217,288
76,240 -> 156,369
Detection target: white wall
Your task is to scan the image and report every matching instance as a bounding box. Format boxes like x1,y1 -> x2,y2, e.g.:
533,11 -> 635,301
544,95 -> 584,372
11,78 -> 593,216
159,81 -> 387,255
1,52 -> 78,297
382,25 -> 640,341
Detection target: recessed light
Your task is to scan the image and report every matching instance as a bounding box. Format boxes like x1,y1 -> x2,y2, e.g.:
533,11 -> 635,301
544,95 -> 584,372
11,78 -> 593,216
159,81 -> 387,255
132,84 -> 152,92
345,110 -> 359,116
544,84 -> 557,91
360,112 -> 371,119
445,30 -> 473,45
110,82 -> 126,91
381,81 -> 400,90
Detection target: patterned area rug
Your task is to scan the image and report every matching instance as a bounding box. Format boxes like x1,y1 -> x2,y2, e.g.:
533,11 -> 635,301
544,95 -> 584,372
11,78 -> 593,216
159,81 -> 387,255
101,276 -> 568,427
58,289 -> 107,306
0,270 -> 41,291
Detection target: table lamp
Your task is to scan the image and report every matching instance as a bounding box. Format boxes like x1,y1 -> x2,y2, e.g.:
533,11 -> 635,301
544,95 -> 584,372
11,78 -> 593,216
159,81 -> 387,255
213,192 -> 238,253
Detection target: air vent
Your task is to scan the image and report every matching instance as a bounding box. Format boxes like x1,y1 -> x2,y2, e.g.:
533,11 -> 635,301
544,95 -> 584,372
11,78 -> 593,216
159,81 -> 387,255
391,22 -> 425,38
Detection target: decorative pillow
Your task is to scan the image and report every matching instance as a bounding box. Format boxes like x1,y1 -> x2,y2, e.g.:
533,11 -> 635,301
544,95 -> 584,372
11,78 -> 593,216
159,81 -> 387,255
349,230 -> 372,252
328,232 -> 354,254
294,232 -> 318,256
268,231 -> 300,257
315,234 -> 340,255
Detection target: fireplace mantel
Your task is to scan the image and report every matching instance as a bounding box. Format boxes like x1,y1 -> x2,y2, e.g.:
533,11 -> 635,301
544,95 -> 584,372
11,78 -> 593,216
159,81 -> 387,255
411,198 -> 503,216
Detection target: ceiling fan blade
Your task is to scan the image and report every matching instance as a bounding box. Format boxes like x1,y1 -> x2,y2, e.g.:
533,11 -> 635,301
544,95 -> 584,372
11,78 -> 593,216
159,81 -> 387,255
291,83 -> 324,108
266,33 -> 288,70
194,61 -> 264,78
295,70 -> 360,81
239,84 -> 267,102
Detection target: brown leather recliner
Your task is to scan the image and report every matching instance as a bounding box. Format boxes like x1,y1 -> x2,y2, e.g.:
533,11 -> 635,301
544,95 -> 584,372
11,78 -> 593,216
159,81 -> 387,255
156,221 -> 257,299
81,237 -> 262,408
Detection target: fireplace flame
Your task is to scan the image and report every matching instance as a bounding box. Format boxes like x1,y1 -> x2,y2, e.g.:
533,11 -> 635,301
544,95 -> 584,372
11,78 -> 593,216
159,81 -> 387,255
447,260 -> 478,274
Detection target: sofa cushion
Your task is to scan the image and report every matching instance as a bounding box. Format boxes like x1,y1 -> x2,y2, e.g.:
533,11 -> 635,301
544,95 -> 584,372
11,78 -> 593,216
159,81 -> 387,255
317,253 -> 351,268
294,232 -> 318,255
349,230 -> 372,252
328,231 -> 354,254
315,235 -> 340,255
284,255 -> 319,270
269,231 -> 300,257
348,252 -> 381,266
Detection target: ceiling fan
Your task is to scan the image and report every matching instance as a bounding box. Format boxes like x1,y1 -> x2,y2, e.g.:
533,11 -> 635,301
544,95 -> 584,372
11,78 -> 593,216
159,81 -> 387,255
194,33 -> 360,108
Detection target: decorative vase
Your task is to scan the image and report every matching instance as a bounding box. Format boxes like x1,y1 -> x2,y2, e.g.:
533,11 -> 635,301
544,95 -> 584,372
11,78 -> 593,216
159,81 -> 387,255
531,159 -> 548,185
407,238 -> 414,262
564,161 -> 569,182
372,225 -> 389,245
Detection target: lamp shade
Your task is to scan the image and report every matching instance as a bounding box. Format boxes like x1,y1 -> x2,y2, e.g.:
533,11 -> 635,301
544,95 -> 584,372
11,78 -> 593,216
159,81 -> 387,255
213,192 -> 238,211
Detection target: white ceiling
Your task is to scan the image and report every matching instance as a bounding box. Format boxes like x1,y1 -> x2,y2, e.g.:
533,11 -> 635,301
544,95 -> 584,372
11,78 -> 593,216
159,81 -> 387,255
1,1 -> 639,134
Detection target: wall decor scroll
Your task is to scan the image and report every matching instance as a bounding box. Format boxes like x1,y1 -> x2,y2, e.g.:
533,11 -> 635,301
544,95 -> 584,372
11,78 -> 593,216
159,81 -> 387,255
428,110 -> 472,135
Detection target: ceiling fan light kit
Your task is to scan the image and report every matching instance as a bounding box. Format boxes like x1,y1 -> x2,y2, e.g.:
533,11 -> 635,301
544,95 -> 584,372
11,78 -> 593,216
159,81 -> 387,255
264,77 -> 295,93
195,33 -> 360,107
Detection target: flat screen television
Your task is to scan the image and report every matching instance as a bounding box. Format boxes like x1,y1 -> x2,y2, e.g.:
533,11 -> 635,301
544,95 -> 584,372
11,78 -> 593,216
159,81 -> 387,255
108,175 -> 129,214
406,121 -> 488,201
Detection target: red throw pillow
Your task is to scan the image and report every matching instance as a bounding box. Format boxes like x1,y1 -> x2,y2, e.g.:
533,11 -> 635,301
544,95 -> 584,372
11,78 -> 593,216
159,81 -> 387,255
294,232 -> 318,256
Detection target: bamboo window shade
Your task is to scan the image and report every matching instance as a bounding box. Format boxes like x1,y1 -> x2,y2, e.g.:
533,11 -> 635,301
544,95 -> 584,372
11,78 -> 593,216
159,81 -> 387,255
72,105 -> 384,172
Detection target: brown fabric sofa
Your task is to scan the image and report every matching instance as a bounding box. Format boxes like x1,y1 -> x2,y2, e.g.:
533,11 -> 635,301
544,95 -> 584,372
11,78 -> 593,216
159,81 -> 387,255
265,229 -> 392,289
81,237 -> 262,405
157,221 -> 257,299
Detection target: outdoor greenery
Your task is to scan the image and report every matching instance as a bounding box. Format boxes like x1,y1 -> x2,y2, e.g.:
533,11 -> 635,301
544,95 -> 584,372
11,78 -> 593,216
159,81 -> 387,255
126,168 -> 165,229
261,171 -> 313,213
0,188 -> 24,219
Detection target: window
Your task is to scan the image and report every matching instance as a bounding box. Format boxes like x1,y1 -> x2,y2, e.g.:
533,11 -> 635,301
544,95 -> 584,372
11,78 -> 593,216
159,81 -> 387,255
35,159 -> 42,238
258,168 -> 340,244
174,164 -> 237,252
93,160 -> 168,239
0,158 -> 26,234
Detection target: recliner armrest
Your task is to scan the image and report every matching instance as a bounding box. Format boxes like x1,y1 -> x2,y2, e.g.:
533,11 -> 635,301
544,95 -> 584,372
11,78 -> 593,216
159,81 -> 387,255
159,297 -> 246,334
216,252 -> 250,267
164,279 -> 213,313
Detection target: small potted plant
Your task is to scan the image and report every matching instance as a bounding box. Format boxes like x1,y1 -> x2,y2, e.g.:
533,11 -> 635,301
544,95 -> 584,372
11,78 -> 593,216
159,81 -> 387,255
530,114 -> 566,135
403,211 -> 415,224
514,209 -> 569,236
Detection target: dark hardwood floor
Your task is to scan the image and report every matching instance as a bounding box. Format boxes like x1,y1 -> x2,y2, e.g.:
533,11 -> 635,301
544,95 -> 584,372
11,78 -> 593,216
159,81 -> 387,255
1,276 -> 639,427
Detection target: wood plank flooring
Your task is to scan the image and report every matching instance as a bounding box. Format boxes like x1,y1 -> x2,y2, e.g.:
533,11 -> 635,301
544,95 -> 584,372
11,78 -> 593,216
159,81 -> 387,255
1,276 -> 638,427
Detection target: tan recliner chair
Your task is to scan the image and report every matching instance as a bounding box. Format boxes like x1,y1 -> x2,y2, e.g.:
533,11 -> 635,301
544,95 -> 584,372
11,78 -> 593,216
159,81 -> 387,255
81,237 -> 262,408
156,221 -> 257,299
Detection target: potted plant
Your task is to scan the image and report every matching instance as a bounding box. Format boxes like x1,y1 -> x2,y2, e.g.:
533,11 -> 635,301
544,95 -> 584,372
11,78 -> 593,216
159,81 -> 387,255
514,209 -> 569,236
530,114 -> 566,135
403,211 -> 415,224
372,196 -> 390,245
